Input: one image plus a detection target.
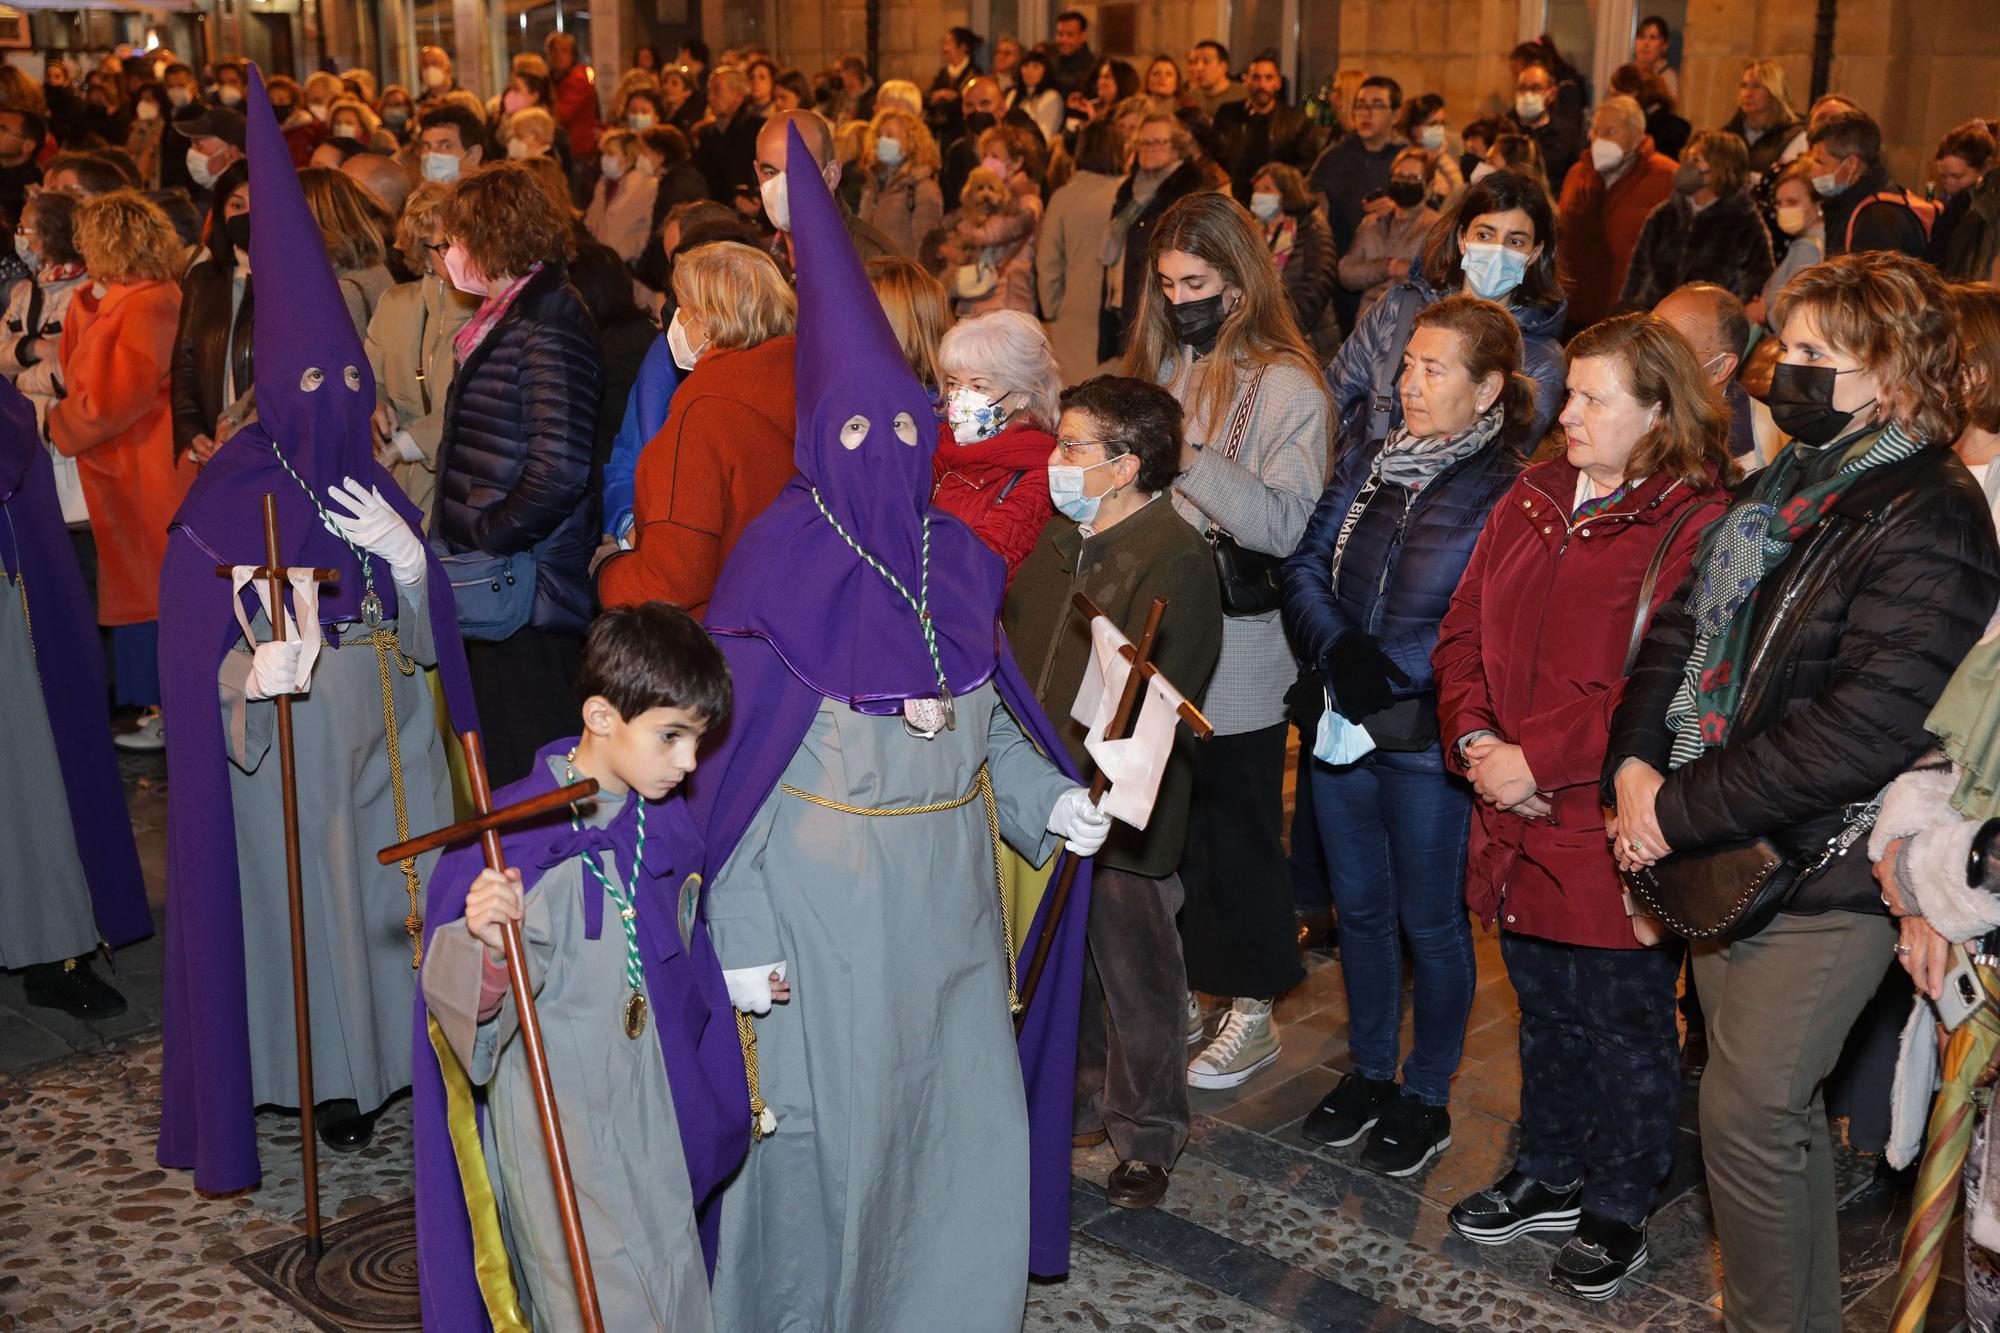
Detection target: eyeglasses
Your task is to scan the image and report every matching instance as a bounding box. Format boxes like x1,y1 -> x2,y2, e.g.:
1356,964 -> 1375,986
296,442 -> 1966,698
1136,137 -> 1173,149
1352,100 -> 1394,113
1055,437 -> 1111,460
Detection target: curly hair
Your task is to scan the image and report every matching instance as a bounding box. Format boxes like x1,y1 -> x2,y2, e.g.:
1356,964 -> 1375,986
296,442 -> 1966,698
74,190 -> 182,284
441,161 -> 575,280
862,105 -> 941,174
1564,310 -> 1733,486
1772,251 -> 1964,445
1058,375 -> 1185,495
1953,284 -> 2000,435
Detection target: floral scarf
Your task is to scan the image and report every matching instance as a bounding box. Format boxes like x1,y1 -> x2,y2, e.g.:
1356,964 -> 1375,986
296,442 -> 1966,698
452,262 -> 543,364
1265,216 -> 1298,272
1663,421 -> 1927,768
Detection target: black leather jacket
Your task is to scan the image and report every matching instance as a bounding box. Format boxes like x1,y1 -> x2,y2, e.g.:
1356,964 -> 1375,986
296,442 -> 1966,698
1604,442 -> 2000,917
170,256 -> 253,458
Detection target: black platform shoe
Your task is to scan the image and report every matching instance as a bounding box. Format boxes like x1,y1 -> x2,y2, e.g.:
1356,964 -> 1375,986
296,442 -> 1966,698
1449,1168 -> 1582,1245
23,956 -> 128,1019
1548,1212 -> 1648,1301
317,1099 -> 380,1152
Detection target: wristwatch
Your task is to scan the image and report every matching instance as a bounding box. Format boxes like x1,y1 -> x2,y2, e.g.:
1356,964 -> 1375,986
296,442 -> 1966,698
1967,817 -> 2000,889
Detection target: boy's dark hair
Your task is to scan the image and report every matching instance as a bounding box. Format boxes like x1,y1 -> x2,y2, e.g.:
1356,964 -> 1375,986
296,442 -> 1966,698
1055,10 -> 1088,30
1058,375 -> 1185,494
577,603 -> 733,728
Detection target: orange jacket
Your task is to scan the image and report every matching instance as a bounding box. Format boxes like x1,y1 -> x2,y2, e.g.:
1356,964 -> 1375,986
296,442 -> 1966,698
49,279 -> 194,625
597,336 -> 797,619
1556,138 -> 1678,330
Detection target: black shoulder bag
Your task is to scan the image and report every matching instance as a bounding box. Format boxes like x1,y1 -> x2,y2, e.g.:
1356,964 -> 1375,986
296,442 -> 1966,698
1205,364 -> 1284,617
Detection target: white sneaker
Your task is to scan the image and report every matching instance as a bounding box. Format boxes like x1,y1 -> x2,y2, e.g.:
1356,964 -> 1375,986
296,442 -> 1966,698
114,707 -> 165,752
1187,992 -> 1207,1046
1187,998 -> 1279,1090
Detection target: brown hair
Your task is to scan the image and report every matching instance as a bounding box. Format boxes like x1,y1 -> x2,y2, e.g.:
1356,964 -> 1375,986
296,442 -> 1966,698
1565,312 -> 1732,487
298,167 -> 389,272
1408,295 -> 1539,453
1253,161 -> 1314,213
1773,252 -> 1963,445
441,161 -> 575,279
74,190 -> 182,284
1685,129 -> 1750,198
1938,119 -> 1998,172
1954,284 -> 2000,435
1123,191 -> 1326,438
865,255 -> 951,390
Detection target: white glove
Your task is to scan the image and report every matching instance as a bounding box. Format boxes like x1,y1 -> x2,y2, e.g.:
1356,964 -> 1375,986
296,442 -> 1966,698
244,638 -> 308,700
1047,786 -> 1112,857
324,475 -> 427,586
724,961 -> 787,1015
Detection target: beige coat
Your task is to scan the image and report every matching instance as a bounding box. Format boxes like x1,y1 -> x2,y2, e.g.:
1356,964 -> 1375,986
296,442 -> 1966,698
857,160 -> 945,261
1035,168 -> 1121,386
364,275 -> 474,521
585,172 -> 661,264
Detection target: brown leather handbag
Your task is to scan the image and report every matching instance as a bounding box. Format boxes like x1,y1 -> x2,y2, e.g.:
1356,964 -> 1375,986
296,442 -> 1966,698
1622,838 -> 1798,941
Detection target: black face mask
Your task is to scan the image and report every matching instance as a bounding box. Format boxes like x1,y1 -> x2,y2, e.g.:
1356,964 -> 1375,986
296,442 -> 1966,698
963,110 -> 997,139
1385,179 -> 1425,209
271,101 -> 295,121
1168,292 -> 1229,353
223,212 -> 252,252
1766,362 -> 1873,446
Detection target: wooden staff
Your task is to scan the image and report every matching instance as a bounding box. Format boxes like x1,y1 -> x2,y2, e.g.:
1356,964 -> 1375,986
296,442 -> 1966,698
384,732 -> 606,1332
223,495 -> 333,1256
1016,592 -> 1191,1031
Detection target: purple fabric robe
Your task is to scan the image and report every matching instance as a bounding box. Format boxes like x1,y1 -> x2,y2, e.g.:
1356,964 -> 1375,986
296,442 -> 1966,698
412,738 -> 747,1328
691,125 -> 1091,1278
0,375 -> 151,949
154,64 -> 479,1193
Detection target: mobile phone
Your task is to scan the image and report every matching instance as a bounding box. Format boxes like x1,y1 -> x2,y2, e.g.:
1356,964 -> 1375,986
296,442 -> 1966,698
1362,188 -> 1386,204
1936,944 -> 1991,1032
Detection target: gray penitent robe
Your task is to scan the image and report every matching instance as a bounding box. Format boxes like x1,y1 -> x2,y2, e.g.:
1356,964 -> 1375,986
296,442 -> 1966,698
706,682 -> 1073,1333
422,753 -> 712,1333
0,574 -> 101,969
219,571 -> 451,1111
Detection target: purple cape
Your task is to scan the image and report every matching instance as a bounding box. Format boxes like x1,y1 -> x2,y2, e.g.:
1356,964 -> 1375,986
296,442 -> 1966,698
692,124 -> 1090,1277
0,376 -> 150,950
414,739 -> 749,1329
154,64 -> 479,1192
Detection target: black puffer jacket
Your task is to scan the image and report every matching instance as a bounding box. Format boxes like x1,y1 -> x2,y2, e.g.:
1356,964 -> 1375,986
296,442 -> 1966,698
1112,158 -> 1214,356
433,262 -> 603,635
1603,442 -> 2000,917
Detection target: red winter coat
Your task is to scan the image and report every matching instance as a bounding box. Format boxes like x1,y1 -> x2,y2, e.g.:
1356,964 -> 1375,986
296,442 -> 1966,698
549,62 -> 603,158
1433,459 -> 1727,949
930,418 -> 1055,584
1556,138 -> 1678,331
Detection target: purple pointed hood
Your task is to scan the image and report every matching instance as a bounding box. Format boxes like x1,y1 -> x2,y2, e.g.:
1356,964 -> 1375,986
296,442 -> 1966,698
702,124 -> 1006,710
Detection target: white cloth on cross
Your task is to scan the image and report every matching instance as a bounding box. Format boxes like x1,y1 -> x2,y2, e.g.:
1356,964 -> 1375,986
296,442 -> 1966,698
229,565 -> 324,689
1068,615 -> 1187,830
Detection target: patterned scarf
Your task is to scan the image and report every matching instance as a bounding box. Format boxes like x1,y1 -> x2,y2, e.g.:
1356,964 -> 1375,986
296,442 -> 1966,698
1374,405 -> 1504,492
452,262 -> 543,364
1572,480 -> 1631,522
1664,422 -> 1927,768
1265,216 -> 1298,272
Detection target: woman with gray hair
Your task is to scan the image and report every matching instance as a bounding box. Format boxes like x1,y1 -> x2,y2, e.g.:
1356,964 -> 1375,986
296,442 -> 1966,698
930,308 -> 1062,581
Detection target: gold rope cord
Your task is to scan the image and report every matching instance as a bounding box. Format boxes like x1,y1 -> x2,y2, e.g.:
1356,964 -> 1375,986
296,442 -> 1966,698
778,762 -> 1017,1010
365,626 -> 424,966
10,571 -> 36,686
735,1010 -> 771,1143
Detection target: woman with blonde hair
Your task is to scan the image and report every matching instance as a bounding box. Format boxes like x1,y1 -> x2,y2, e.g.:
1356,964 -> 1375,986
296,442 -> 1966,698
584,127 -> 660,263
597,240 -> 798,618
49,190 -> 194,749
858,105 -> 945,260
365,180 -> 476,517
1607,251 -> 2000,1329
1124,190 -> 1330,1088
297,166 -> 395,334
1724,58 -> 1806,176
864,254 -> 951,396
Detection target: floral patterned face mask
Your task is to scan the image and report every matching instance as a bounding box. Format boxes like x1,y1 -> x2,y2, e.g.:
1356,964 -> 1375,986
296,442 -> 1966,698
945,387 -> 1012,444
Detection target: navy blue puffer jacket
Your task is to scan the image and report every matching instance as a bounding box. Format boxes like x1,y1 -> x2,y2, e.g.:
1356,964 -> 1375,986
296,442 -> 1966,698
433,263 -> 604,635
1280,430 -> 1521,747
1323,269 -> 1567,451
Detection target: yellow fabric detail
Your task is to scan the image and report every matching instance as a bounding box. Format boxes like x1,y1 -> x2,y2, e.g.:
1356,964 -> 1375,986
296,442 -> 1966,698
426,1014 -> 530,1333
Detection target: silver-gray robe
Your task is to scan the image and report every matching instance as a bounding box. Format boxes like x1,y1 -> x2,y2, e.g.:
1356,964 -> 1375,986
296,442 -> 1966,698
706,682 -> 1073,1332
0,573 -> 100,969
219,570 -> 451,1111
422,755 -> 713,1333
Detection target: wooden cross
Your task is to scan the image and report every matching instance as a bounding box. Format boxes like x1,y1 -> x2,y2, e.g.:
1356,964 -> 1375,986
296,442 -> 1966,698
1014,591 -> 1213,1031
378,731 -> 607,1332
213,495 -> 340,1256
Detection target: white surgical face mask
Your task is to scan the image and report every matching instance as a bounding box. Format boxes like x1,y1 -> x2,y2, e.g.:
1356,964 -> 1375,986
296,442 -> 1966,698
1589,136 -> 1626,172
629,111 -> 655,131
1418,123 -> 1445,152
760,173 -> 790,231
421,151 -> 461,183
166,85 -> 192,109
218,86 -> 244,108
1047,457 -> 1119,524
134,100 -> 160,122
186,146 -> 219,190
1776,204 -> 1811,236
1515,91 -> 1547,122
667,310 -> 707,370
423,65 -> 448,90
601,155 -> 625,181
1249,191 -> 1282,222
13,234 -> 34,268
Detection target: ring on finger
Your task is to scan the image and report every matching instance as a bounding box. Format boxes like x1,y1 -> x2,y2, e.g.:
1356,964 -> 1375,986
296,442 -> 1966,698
1894,943 -> 1912,956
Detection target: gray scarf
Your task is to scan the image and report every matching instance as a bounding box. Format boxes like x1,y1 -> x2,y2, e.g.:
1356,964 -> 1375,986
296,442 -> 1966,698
1374,406 -> 1504,491
1100,162 -> 1179,269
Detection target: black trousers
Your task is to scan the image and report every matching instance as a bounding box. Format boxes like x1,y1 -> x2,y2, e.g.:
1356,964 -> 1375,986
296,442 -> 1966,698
1177,722 -> 1305,999
1075,866 -> 1191,1167
465,626 -> 583,787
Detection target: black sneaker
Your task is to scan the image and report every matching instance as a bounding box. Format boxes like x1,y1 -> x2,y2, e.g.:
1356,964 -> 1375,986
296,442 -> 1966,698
1359,1092 -> 1452,1177
23,956 -> 128,1019
1548,1212 -> 1648,1301
1448,1168 -> 1582,1244
1300,1071 -> 1398,1147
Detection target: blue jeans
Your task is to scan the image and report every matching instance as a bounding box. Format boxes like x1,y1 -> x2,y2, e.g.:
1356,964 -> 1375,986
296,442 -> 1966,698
1502,931 -> 1681,1226
1313,745 -> 1475,1106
